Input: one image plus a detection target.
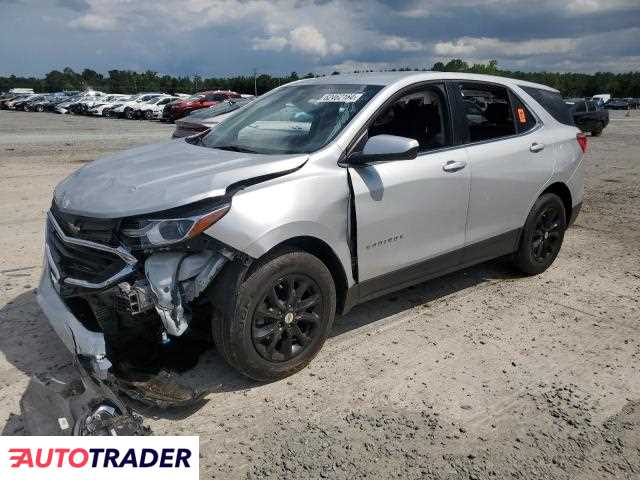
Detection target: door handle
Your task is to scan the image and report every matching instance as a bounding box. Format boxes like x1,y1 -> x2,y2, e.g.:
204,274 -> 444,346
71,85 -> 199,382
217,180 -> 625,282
530,142 -> 545,153
442,160 -> 467,172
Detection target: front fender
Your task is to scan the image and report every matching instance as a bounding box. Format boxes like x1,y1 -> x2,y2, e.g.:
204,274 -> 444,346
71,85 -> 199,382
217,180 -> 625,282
204,163 -> 355,286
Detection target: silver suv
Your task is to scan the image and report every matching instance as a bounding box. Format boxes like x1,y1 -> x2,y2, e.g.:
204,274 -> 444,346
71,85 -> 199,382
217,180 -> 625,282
38,72 -> 585,382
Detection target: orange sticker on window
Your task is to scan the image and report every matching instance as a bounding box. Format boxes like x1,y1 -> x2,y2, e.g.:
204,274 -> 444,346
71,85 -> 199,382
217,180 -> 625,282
517,107 -> 527,124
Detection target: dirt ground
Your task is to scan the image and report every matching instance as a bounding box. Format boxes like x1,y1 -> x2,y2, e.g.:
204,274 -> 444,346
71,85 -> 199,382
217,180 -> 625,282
0,110 -> 638,479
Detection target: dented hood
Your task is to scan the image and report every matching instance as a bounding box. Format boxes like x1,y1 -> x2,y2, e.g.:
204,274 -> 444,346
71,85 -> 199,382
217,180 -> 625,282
54,140 -> 307,218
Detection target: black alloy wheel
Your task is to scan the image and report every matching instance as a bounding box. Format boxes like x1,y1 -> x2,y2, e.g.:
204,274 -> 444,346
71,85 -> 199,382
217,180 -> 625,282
252,274 -> 322,362
531,205 -> 562,263
513,192 -> 566,275
210,248 -> 336,381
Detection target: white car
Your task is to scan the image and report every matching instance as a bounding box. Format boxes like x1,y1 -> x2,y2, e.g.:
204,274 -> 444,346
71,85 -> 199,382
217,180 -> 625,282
108,93 -> 165,118
87,95 -> 131,116
136,96 -> 179,120
55,91 -> 106,114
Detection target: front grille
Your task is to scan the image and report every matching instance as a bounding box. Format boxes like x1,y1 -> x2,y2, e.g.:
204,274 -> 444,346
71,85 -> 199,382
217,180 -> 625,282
47,222 -> 127,286
51,202 -> 119,246
46,208 -> 136,290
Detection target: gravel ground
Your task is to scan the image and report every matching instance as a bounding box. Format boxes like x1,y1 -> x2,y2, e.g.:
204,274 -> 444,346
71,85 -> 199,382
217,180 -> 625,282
0,110 -> 639,479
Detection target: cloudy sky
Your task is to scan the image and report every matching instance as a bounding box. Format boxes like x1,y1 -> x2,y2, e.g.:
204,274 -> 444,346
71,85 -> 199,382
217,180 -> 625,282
1,0 -> 639,77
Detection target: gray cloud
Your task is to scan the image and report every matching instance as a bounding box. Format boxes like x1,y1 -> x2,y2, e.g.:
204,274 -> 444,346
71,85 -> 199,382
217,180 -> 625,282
0,0 -> 638,77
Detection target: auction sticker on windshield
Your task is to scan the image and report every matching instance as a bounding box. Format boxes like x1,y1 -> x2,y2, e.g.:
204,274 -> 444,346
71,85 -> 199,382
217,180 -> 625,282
317,93 -> 364,103
1,436 -> 199,480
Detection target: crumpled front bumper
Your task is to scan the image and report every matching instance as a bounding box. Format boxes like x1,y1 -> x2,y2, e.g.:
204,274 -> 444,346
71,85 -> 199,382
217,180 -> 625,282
36,265 -> 111,375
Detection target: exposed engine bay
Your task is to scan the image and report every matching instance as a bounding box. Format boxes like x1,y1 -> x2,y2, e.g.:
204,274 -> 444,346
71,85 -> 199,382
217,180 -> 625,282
37,198 -> 252,421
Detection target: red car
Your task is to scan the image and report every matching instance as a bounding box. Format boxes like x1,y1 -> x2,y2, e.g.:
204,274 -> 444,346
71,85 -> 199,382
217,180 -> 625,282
165,90 -> 241,121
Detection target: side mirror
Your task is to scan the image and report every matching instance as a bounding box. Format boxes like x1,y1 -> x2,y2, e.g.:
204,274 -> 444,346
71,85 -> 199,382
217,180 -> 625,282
348,134 -> 419,165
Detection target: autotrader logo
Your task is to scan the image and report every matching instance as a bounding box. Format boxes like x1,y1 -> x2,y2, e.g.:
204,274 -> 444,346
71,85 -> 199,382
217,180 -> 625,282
1,437 -> 199,480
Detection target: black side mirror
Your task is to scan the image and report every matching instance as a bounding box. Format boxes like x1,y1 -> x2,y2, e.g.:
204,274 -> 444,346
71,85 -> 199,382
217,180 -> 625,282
348,134 -> 419,165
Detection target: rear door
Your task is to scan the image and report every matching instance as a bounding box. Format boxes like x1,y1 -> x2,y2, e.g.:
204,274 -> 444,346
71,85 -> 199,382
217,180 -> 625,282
451,81 -> 553,262
350,83 -> 471,286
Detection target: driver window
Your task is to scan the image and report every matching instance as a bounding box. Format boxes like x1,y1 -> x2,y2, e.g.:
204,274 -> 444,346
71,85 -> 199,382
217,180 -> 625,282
368,86 -> 450,152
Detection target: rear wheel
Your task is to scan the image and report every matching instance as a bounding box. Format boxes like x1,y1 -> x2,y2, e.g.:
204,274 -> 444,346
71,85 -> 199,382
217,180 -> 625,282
212,248 -> 336,381
513,193 -> 566,275
36,105 -> 44,112
124,107 -> 134,119
591,123 -> 603,136
144,110 -> 154,120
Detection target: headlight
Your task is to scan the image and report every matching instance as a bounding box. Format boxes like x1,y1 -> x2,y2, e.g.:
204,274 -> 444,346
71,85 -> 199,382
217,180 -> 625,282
121,203 -> 230,247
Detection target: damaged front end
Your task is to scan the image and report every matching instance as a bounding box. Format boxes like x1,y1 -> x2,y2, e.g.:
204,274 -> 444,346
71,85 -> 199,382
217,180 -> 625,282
37,197 -> 247,403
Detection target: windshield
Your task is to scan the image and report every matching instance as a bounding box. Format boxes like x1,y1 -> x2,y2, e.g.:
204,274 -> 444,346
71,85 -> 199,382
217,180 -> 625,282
201,84 -> 382,154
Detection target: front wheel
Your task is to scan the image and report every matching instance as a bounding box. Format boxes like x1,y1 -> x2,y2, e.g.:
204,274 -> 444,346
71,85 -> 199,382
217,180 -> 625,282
124,107 -> 134,119
513,193 -> 566,275
212,249 -> 336,381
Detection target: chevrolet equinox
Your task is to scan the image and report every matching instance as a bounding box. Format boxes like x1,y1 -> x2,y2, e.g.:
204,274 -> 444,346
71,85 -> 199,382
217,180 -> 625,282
38,72 -> 585,382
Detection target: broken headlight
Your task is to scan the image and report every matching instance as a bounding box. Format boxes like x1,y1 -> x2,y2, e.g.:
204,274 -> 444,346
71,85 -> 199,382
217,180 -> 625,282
120,203 -> 230,247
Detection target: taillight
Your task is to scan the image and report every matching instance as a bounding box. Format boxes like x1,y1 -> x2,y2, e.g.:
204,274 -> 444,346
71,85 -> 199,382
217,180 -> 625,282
576,132 -> 587,154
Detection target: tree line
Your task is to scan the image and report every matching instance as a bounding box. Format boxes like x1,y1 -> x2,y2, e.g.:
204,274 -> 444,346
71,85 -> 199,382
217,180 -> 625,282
1,60 -> 639,98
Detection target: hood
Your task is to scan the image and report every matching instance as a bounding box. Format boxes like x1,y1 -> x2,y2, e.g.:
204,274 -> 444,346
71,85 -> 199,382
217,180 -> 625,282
54,140 -> 308,218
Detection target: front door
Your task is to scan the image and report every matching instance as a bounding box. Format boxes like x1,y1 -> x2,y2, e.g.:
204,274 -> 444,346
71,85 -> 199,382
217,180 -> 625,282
349,84 -> 471,289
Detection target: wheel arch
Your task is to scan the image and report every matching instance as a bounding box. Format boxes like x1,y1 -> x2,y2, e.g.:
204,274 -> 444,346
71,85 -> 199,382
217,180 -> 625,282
541,182 -> 572,221
251,236 -> 349,315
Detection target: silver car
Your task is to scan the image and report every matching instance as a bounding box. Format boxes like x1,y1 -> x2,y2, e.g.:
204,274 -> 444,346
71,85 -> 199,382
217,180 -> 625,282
38,72 -> 585,382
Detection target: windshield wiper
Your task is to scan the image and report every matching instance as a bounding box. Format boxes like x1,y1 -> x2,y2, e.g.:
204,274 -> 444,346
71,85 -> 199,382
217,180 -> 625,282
214,145 -> 259,153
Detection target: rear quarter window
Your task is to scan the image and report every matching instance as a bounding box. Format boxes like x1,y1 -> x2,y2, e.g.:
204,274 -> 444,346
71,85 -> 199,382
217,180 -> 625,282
521,86 -> 575,126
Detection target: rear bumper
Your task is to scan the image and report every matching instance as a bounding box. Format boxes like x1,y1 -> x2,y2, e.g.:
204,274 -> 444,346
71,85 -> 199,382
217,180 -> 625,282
36,265 -> 110,373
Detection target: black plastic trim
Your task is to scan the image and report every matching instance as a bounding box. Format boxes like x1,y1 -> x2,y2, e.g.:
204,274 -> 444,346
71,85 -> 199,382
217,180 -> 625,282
342,228 -> 521,312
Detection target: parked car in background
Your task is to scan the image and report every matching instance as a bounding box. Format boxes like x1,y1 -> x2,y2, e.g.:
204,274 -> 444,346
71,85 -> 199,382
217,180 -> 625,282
107,93 -> 164,118
12,94 -> 47,111
134,95 -> 178,120
55,91 -> 106,114
591,93 -> 610,107
38,72 -> 585,383
604,98 -> 630,110
5,93 -> 39,109
68,93 -> 115,115
27,94 -> 61,112
171,97 -> 253,138
34,91 -> 79,112
565,98 -> 609,136
164,90 -> 242,121
87,95 -> 130,116
624,98 -> 640,109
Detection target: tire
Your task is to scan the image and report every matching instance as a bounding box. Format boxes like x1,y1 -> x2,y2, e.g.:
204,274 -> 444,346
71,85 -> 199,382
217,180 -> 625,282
144,110 -> 153,120
124,107 -> 134,119
36,105 -> 44,112
513,193 -> 567,275
591,123 -> 603,136
211,248 -> 336,382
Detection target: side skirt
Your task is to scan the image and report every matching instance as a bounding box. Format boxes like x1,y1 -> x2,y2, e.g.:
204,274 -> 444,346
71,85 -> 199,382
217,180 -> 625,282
342,228 -> 521,314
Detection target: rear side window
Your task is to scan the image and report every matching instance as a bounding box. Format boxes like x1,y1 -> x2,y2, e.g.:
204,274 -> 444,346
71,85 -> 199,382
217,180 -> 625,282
521,86 -> 574,126
509,92 -> 537,134
458,82 -> 516,142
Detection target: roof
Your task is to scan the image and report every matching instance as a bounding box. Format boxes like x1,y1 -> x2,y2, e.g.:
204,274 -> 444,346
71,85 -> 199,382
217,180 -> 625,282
292,71 -> 559,93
